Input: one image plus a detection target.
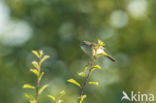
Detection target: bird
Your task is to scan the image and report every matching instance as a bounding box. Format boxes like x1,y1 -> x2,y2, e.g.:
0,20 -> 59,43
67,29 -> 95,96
80,41 -> 116,62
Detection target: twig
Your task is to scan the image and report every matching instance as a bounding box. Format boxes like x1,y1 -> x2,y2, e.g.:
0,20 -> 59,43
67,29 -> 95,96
35,62 -> 41,103
80,58 -> 96,98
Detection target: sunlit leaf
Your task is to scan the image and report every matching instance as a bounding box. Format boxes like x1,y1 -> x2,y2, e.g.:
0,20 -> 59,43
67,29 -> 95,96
78,65 -> 88,77
67,78 -> 81,88
80,94 -> 87,103
98,40 -> 105,47
78,72 -> 86,77
58,99 -> 63,103
91,65 -> 101,69
38,72 -> 44,81
40,55 -> 50,64
25,93 -> 31,99
30,100 -> 36,103
59,90 -> 65,95
32,50 -> 40,58
39,84 -> 48,95
30,69 -> 39,76
25,93 -> 34,100
23,84 -> 35,89
39,50 -> 43,58
48,95 -> 56,101
32,61 -> 39,69
88,82 -> 99,86
91,65 -> 101,72
57,90 -> 65,99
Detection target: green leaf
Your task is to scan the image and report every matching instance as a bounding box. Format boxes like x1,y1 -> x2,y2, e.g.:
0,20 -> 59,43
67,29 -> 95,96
78,72 -> 86,77
78,65 -> 88,77
25,93 -> 31,99
32,61 -> 39,69
80,95 -> 87,103
32,50 -> 40,58
48,95 -> 56,102
58,99 -> 63,103
98,40 -> 105,47
25,93 -> 34,100
40,55 -> 50,64
67,78 -> 81,88
39,84 -> 48,95
91,65 -> 101,72
23,84 -> 35,89
30,69 -> 39,76
88,82 -> 99,86
38,72 -> 44,81
57,90 -> 65,99
91,65 -> 101,70
59,90 -> 65,96
39,50 -> 43,58
30,100 -> 36,103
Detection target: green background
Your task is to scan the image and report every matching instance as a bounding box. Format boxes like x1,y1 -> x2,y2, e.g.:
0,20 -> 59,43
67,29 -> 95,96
0,0 -> 156,103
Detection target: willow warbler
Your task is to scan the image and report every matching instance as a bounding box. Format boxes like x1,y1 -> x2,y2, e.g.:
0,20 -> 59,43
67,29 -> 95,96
80,41 -> 115,62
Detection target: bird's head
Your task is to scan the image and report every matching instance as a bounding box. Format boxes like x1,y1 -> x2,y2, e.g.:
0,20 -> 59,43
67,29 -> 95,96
80,41 -> 91,47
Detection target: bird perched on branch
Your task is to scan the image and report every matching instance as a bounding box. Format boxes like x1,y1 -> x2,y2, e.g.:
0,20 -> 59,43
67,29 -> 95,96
80,40 -> 115,62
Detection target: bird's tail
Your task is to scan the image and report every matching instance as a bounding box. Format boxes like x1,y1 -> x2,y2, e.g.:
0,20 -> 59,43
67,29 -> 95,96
106,55 -> 116,62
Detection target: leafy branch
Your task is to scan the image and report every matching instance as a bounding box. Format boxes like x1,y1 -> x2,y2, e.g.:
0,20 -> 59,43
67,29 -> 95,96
23,50 -> 50,103
67,40 -> 107,103
48,90 -> 65,103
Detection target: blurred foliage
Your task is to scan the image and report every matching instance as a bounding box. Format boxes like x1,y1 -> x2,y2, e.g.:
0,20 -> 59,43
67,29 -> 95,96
0,0 -> 156,103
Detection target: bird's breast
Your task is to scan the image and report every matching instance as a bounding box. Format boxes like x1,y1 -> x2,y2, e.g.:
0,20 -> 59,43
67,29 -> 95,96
96,48 -> 105,54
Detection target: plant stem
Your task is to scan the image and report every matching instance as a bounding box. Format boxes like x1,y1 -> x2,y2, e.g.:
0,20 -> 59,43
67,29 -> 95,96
35,79 -> 40,103
35,63 -> 41,103
80,58 -> 96,98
